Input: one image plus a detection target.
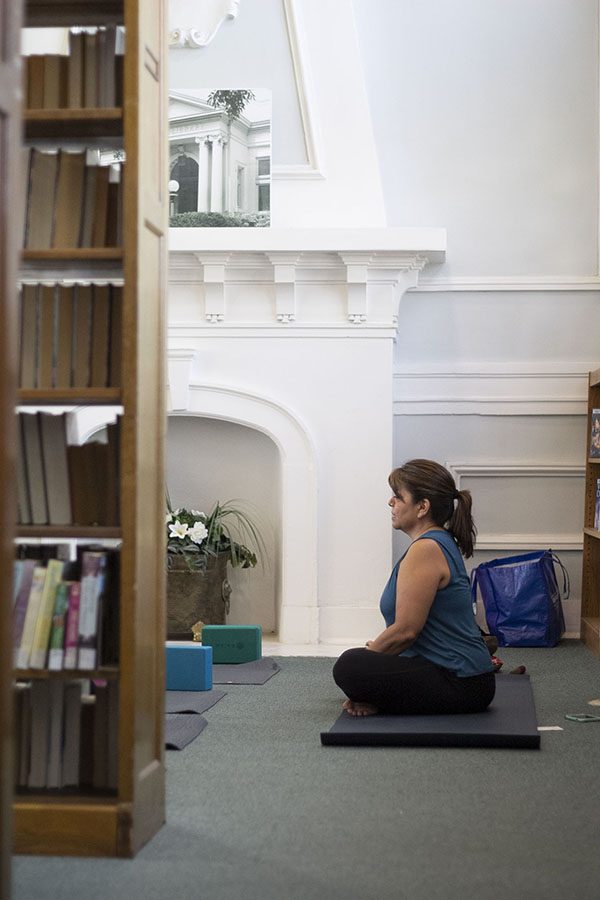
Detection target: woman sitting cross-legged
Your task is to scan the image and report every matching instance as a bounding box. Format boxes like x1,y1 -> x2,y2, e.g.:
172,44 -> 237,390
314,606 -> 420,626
333,459 -> 495,717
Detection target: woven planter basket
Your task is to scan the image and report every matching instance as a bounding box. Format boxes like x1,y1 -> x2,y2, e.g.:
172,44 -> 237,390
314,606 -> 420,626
166,553 -> 232,640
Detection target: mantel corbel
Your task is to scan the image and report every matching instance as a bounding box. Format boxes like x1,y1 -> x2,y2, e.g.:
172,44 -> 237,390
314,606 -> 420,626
193,253 -> 231,323
265,252 -> 301,323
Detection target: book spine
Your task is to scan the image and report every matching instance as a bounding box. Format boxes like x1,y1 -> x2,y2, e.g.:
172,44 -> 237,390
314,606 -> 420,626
63,582 -> 81,669
77,552 -> 106,669
15,565 -> 47,669
29,558 -> 65,669
47,581 -> 71,671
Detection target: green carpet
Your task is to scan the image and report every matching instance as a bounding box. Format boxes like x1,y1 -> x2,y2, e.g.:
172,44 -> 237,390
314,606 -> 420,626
13,642 -> 600,900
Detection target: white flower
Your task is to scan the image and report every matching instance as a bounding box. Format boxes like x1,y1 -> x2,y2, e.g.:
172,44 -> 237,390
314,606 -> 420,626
188,522 -> 208,545
173,508 -> 182,516
165,513 -> 173,524
190,509 -> 205,517
169,520 -> 189,540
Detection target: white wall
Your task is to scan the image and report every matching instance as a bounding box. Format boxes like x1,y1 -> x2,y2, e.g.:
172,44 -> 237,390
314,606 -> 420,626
166,0 -> 599,638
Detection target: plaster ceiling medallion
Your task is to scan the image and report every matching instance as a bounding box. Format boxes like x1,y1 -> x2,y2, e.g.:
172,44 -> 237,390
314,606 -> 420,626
169,0 -> 241,49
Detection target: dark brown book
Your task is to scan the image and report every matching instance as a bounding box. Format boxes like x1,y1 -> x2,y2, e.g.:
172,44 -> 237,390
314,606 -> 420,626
79,694 -> 95,789
19,147 -> 32,249
25,149 -> 59,249
90,284 -> 110,387
105,421 -> 120,525
52,150 -> 86,249
42,55 -> 64,109
108,285 -> 122,387
91,165 -> 110,247
92,442 -> 110,526
55,285 -> 74,388
83,31 -> 98,108
67,443 -> 98,526
67,30 -> 84,109
21,412 -> 48,525
79,159 -> 98,247
105,168 -> 120,247
16,415 -> 32,525
39,412 -> 72,525
36,284 -> 55,389
115,52 -> 124,107
19,283 -> 38,389
26,55 -> 45,109
72,284 -> 92,387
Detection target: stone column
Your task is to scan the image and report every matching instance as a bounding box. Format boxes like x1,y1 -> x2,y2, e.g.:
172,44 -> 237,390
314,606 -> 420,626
209,136 -> 224,213
195,136 -> 210,212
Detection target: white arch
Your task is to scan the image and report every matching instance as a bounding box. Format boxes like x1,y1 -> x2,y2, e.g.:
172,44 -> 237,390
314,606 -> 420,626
172,383 -> 319,643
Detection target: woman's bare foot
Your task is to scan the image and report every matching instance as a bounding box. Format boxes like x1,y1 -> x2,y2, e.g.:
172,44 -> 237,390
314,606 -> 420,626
342,699 -> 378,717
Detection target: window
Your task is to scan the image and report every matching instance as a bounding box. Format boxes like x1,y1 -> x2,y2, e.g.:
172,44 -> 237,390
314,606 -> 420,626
236,165 -> 245,209
170,154 -> 199,213
258,183 -> 270,211
257,157 -> 270,177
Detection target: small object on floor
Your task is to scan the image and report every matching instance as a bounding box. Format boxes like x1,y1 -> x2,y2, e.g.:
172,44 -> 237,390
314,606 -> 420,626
165,713 -> 208,750
321,674 -> 540,749
191,620 -> 205,642
587,698 -> 600,706
201,624 -> 262,664
166,643 -> 213,691
538,725 -> 563,731
564,713 -> 600,723
213,656 -> 280,685
165,688 -> 226,715
510,665 -> 527,675
491,655 -> 503,672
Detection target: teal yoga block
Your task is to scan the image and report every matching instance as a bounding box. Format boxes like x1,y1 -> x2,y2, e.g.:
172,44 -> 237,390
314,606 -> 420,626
166,644 -> 213,691
202,625 -> 262,664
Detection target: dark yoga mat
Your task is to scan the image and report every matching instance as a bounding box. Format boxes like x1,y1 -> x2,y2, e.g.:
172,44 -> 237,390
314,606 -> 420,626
165,714 -> 208,750
321,674 -> 540,749
212,657 -> 281,685
166,688 -> 227,715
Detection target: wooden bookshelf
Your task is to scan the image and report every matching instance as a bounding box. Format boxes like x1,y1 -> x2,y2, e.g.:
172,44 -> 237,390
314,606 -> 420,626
1,0 -> 23,892
581,368 -> 600,658
25,108 -> 123,139
8,0 -> 168,859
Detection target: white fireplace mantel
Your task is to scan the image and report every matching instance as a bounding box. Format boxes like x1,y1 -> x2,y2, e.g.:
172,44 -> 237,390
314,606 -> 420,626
166,226 -> 446,644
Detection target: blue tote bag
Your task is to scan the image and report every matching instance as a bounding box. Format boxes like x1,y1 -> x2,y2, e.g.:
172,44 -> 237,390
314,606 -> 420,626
470,550 -> 568,647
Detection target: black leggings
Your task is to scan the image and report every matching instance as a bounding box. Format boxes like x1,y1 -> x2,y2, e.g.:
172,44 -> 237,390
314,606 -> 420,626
333,648 -> 496,715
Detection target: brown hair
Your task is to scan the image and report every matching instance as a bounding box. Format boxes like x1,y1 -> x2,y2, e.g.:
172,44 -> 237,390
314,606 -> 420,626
389,458 -> 477,558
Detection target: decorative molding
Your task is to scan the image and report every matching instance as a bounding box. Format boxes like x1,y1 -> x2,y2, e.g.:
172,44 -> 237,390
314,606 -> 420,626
414,275 -> 600,293
393,365 -> 593,416
169,0 -> 241,49
446,462 -> 585,551
279,0 -> 324,179
169,323 -> 398,340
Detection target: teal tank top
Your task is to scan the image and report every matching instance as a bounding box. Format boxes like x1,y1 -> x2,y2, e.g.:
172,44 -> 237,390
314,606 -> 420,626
379,529 -> 493,677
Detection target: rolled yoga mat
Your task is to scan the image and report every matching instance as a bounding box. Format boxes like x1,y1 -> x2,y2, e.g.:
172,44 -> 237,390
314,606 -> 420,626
321,673 -> 540,749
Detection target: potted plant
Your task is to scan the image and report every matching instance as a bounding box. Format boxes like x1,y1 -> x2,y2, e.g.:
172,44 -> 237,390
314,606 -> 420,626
166,500 -> 264,639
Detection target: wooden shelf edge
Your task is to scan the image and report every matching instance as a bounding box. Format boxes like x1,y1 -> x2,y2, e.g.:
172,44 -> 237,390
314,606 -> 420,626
589,367 -> 600,388
14,666 -> 119,680
16,525 -> 121,538
583,527 -> 600,539
22,249 -> 123,260
18,388 -> 122,405
25,108 -> 122,120
25,2 -> 124,28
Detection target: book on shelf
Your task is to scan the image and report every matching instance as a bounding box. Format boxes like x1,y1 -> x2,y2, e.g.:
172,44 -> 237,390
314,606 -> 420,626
28,680 -> 51,789
590,409 -> 600,458
16,413 -> 32,525
63,581 -> 82,670
78,551 -> 108,669
24,28 -> 123,112
39,412 -> 72,525
47,581 -> 72,670
53,150 -> 86,249
61,681 -> 83,788
12,559 -> 38,658
20,412 -> 48,524
594,478 -> 600,531
24,148 -> 59,250
18,281 -> 122,390
46,680 -> 66,789
29,558 -> 65,669
14,682 -> 32,788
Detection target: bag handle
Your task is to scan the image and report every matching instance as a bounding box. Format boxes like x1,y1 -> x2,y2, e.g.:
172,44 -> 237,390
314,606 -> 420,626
548,550 -> 570,600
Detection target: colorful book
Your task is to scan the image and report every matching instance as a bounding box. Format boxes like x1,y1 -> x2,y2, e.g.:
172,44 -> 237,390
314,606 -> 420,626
590,409 -> 600,458
63,581 -> 82,670
29,559 -> 65,669
594,478 -> 600,531
12,558 -> 38,656
78,551 -> 107,669
47,581 -> 72,670
15,565 -> 47,669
